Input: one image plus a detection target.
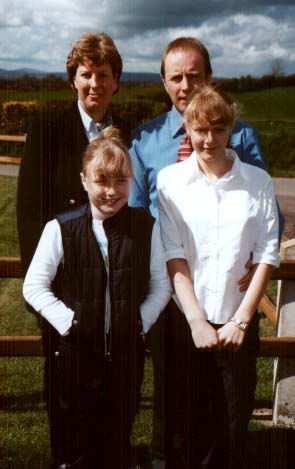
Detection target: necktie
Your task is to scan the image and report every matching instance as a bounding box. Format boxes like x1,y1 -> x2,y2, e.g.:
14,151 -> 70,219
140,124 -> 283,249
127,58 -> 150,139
95,112 -> 113,134
177,134 -> 193,162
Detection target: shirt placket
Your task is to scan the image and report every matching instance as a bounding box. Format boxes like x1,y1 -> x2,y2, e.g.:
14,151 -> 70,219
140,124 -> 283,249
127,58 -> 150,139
207,183 -> 220,319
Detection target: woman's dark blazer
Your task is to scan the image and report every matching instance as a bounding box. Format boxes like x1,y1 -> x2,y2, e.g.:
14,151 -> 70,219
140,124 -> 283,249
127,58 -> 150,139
17,101 -> 129,274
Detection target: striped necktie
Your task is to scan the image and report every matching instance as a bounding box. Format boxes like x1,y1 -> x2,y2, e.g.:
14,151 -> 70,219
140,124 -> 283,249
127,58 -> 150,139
177,134 -> 193,162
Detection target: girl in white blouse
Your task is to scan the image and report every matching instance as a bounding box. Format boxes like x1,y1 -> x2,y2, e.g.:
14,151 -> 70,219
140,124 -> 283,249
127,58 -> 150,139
157,85 -> 280,469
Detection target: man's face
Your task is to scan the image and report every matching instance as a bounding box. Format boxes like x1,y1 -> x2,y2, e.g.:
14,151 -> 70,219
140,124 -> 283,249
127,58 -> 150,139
74,59 -> 118,122
162,49 -> 209,115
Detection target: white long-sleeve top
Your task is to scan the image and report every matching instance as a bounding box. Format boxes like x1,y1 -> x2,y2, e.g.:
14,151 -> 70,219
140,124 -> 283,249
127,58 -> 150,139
157,149 -> 280,324
23,219 -> 172,336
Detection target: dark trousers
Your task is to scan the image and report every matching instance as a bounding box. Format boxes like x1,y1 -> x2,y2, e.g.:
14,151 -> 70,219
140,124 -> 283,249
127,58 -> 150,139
46,330 -> 145,469
150,301 -> 259,469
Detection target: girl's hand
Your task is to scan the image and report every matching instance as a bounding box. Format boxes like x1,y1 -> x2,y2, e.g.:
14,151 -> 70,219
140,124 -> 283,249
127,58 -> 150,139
190,319 -> 221,351
217,321 -> 246,351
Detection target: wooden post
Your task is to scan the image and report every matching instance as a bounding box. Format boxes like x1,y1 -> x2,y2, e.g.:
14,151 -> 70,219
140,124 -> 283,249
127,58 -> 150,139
273,239 -> 295,426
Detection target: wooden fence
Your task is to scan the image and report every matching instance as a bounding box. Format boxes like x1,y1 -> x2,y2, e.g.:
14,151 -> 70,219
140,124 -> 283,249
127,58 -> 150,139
1,255 -> 295,357
0,134 -> 295,358
0,134 -> 26,165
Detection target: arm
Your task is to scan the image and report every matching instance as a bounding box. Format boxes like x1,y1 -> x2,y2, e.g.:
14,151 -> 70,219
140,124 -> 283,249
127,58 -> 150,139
231,122 -> 284,241
219,176 -> 280,350
167,258 -> 220,350
157,174 -> 219,349
128,136 -> 150,211
140,222 -> 172,334
218,263 -> 274,350
231,122 -> 265,170
23,220 -> 74,335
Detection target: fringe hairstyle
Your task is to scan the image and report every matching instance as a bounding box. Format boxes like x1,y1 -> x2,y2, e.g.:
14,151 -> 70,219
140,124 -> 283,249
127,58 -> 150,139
81,127 -> 132,179
183,84 -> 239,129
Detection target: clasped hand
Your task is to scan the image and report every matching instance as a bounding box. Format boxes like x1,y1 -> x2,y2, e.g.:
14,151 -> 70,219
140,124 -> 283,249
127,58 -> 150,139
191,320 -> 245,352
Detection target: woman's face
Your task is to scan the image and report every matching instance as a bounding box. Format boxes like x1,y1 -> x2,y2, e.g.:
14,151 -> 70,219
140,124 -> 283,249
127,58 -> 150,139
187,121 -> 232,163
74,59 -> 118,122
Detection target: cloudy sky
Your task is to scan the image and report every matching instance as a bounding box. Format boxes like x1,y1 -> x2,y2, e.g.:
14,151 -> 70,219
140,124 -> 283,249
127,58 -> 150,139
1,0 -> 294,78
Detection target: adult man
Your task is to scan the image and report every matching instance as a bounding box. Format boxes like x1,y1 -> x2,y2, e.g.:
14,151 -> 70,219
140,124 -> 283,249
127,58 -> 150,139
129,37 -> 276,469
17,32 -> 126,465
129,37 -> 265,219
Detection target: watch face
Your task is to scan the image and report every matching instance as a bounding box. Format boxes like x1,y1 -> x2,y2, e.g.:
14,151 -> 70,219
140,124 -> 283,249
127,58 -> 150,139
230,318 -> 247,330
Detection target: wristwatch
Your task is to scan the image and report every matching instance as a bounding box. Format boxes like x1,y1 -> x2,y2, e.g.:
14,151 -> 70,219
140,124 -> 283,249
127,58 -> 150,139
229,317 -> 249,331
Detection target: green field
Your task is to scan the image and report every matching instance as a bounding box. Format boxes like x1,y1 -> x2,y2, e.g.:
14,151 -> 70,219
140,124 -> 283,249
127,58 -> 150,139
1,85 -> 295,176
1,84 -> 294,120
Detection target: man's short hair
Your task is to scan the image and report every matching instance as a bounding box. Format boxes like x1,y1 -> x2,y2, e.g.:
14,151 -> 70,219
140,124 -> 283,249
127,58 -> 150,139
66,32 -> 123,90
161,37 -> 212,79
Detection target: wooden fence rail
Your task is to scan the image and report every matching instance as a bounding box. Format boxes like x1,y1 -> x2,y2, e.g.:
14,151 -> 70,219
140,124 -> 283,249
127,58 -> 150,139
0,134 -> 26,165
1,256 -> 295,358
1,335 -> 295,358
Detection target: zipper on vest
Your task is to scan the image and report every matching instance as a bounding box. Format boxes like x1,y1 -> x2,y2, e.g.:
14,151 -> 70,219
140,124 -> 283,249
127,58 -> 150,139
105,332 -> 112,362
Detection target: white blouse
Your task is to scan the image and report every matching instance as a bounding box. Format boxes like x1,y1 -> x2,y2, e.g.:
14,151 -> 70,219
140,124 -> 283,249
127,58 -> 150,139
157,149 -> 280,324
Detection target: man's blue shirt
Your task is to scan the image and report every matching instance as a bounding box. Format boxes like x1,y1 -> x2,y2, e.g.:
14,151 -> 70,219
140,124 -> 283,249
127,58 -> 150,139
129,106 -> 265,219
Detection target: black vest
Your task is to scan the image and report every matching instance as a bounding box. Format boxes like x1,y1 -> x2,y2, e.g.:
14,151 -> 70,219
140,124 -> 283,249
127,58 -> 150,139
55,203 -> 154,357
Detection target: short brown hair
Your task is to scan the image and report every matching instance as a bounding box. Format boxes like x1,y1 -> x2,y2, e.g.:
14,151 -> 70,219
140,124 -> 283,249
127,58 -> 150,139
66,32 -> 123,89
161,37 -> 212,79
81,127 -> 132,179
183,84 -> 238,129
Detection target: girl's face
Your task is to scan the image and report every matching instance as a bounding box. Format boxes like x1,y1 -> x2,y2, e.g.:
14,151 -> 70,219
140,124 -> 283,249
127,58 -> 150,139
81,163 -> 131,220
187,121 -> 232,163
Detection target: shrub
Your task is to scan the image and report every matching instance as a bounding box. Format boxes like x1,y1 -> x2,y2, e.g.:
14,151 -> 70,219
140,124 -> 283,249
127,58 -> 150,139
0,101 -> 37,134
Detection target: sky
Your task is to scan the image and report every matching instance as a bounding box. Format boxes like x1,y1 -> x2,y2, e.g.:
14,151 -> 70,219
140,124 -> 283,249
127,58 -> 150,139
1,0 -> 294,78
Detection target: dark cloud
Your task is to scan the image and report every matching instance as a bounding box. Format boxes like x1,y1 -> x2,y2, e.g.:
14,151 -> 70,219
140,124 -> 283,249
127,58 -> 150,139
0,0 -> 294,77
105,0 -> 294,37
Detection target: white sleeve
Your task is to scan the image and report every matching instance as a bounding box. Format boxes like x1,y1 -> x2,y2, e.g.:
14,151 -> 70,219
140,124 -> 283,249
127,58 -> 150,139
23,219 -> 74,336
253,178 -> 281,267
157,171 -> 187,261
140,222 -> 172,334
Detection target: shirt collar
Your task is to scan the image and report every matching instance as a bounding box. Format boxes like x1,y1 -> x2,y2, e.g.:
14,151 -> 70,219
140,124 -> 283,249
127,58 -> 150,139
225,149 -> 251,182
78,100 -> 93,133
77,100 -> 113,134
169,106 -> 185,138
183,149 -> 250,185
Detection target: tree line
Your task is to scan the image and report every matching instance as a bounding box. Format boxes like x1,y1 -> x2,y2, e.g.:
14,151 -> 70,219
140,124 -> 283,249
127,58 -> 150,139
0,73 -> 295,93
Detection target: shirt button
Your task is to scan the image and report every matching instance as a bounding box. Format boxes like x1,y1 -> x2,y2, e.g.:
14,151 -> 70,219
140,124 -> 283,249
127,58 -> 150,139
73,320 -> 78,326
69,198 -> 76,205
54,351 -> 60,357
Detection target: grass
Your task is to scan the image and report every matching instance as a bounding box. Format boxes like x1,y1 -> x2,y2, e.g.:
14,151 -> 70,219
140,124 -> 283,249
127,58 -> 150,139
0,82 -> 165,105
233,87 -> 295,124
